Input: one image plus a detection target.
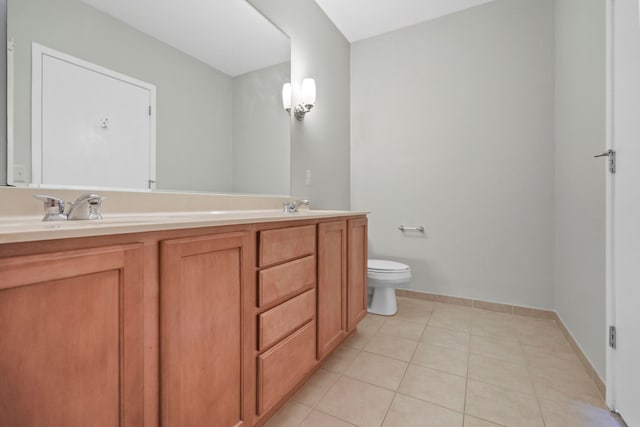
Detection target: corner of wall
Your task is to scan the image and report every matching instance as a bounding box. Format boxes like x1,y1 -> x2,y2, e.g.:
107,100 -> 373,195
249,0 -> 351,210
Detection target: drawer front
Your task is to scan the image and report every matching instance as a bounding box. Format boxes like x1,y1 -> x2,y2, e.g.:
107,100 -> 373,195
258,225 -> 316,267
258,289 -> 315,351
257,321 -> 316,415
258,255 -> 315,307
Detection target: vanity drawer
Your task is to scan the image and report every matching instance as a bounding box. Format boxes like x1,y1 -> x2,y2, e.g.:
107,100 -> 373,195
258,289 -> 315,351
258,255 -> 315,307
257,321 -> 316,415
258,225 -> 316,267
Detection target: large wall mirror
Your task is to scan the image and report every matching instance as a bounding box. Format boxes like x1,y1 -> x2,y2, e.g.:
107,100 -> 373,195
6,0 -> 291,195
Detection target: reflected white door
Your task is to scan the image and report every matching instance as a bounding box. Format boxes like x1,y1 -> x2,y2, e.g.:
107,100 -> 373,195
607,1 -> 640,425
32,44 -> 155,190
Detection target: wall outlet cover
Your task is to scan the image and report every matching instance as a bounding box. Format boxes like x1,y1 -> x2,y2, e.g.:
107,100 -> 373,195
14,165 -> 27,183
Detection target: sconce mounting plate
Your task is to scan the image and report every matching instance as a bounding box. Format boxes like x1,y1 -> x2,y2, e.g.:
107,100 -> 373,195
294,104 -> 314,121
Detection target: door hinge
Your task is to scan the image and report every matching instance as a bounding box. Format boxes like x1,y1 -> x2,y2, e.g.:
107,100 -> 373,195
609,325 -> 617,349
148,106 -> 152,116
594,149 -> 616,174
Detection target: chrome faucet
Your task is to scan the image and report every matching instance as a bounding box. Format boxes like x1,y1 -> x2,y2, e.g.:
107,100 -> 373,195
34,193 -> 105,221
283,199 -> 310,214
67,193 -> 106,220
33,194 -> 67,221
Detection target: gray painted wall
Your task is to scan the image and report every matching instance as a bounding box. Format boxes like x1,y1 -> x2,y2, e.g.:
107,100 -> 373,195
232,62 -> 290,195
351,0 -> 556,308
8,0 -> 233,192
249,0 -> 351,210
0,0 -> 607,376
554,0 -> 606,378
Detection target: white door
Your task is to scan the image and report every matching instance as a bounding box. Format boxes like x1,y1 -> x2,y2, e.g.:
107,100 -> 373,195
607,0 -> 640,425
32,44 -> 156,190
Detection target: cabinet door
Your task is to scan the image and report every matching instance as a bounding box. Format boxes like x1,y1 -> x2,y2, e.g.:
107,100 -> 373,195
347,218 -> 368,331
160,232 -> 252,427
0,244 -> 144,427
317,221 -> 347,359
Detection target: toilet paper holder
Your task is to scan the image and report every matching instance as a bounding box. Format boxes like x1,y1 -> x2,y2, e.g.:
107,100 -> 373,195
398,225 -> 425,233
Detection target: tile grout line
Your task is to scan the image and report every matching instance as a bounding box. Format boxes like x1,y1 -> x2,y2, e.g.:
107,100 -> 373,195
378,322 -> 424,427
314,304 -> 520,423
292,373 -> 334,426
462,323 -> 471,427
298,340 -> 366,427
406,304 -> 476,420
467,308 -> 542,426
516,321 -> 549,427
286,298 -> 607,427
382,307 -> 426,426
394,390 -> 470,415
314,304 -> 526,425
407,362 -> 468,381
309,406 -> 360,427
377,385 -> 398,426
340,316 -> 390,427
403,291 -> 605,391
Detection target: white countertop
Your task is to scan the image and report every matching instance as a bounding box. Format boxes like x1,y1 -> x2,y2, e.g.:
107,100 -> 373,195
0,209 -> 367,244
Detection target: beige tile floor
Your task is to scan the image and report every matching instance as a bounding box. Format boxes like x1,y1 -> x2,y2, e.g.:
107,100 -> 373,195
265,296 -> 626,427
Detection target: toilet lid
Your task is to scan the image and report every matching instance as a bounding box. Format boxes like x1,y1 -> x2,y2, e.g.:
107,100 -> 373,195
368,259 -> 410,272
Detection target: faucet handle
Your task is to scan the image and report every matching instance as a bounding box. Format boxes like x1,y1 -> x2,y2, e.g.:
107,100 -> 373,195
72,193 -> 104,204
283,199 -> 311,213
33,194 -> 67,221
68,193 -> 106,220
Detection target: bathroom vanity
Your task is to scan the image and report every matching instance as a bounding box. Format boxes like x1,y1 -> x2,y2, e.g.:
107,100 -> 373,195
0,210 -> 368,427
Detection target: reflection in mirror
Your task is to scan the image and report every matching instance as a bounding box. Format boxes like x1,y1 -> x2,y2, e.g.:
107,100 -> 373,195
7,0 -> 291,195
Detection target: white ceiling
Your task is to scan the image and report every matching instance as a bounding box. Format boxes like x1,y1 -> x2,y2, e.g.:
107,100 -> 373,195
80,0 -> 290,77
314,0 -> 497,42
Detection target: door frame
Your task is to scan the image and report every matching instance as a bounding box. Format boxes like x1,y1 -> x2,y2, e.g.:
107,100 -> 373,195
604,0 -> 615,410
30,43 -> 157,190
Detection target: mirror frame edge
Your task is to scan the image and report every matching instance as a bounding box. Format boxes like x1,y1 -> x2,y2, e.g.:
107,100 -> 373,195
1,0 -> 7,186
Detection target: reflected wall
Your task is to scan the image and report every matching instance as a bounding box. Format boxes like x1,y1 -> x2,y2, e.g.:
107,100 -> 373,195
6,0 -> 290,194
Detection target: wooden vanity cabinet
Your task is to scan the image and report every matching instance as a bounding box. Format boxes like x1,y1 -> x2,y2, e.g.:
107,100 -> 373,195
0,214 -> 368,427
160,231 -> 254,427
0,244 -> 145,427
255,225 -> 317,419
316,221 -> 348,359
316,217 -> 369,359
347,218 -> 368,331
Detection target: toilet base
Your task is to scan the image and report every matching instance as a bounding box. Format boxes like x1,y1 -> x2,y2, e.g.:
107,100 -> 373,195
368,286 -> 397,316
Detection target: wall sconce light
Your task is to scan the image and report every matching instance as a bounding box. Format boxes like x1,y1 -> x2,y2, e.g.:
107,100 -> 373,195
296,78 -> 316,121
282,78 -> 316,121
282,82 -> 292,115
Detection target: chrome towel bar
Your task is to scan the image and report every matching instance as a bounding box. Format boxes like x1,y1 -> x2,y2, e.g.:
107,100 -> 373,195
398,225 -> 425,232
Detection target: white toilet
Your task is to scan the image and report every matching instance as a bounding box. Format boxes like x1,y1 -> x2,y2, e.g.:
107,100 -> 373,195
367,259 -> 412,316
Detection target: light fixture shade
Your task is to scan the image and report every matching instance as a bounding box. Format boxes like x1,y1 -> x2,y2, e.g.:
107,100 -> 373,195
301,78 -> 316,106
282,83 -> 292,111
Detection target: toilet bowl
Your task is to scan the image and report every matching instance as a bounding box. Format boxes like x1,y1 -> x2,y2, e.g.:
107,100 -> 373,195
367,259 -> 411,316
